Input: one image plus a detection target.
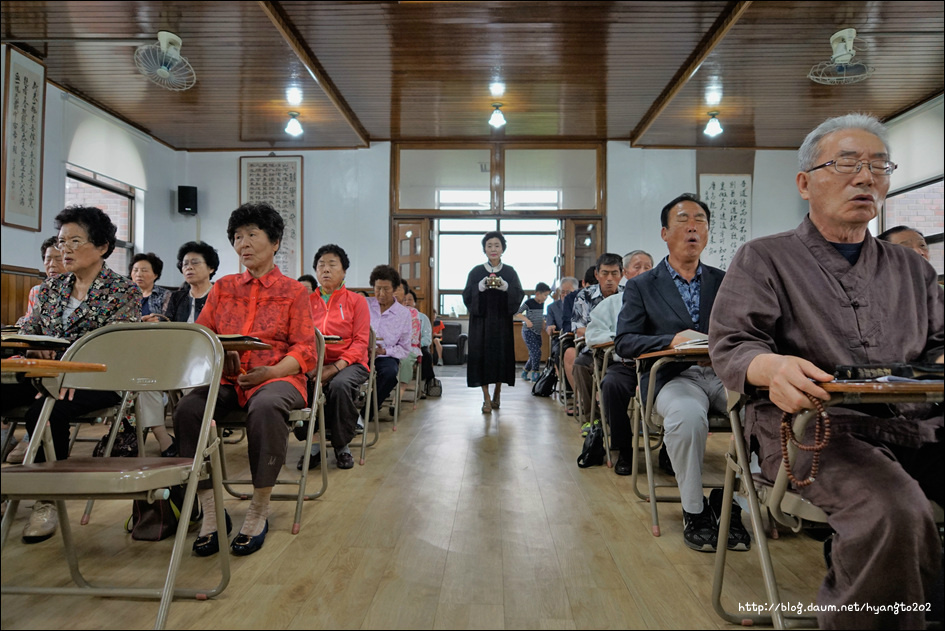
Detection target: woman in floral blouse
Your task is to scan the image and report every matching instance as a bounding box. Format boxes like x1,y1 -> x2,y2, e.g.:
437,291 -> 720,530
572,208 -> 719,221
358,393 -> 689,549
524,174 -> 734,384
2,205 -> 141,544
173,202 -> 316,558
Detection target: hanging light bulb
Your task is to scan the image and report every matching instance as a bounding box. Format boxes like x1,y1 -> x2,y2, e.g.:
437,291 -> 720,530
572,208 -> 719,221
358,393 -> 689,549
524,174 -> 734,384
704,111 -> 723,137
489,103 -> 506,129
285,111 -> 303,137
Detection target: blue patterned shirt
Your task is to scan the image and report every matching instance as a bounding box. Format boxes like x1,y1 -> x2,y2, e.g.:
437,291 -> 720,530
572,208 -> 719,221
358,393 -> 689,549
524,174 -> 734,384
664,257 -> 702,326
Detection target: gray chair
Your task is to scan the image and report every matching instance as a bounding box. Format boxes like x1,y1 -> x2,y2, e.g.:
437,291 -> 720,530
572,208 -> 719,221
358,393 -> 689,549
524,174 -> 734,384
1,322 -> 228,630
215,329 -> 329,534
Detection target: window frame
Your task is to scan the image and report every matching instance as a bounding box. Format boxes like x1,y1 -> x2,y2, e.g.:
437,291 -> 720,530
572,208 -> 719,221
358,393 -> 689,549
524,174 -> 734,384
64,164 -> 135,271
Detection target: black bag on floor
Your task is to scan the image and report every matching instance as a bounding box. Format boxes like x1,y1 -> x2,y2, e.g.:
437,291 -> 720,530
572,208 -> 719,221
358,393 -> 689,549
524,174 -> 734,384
531,359 -> 557,397
92,417 -> 138,458
576,422 -> 605,468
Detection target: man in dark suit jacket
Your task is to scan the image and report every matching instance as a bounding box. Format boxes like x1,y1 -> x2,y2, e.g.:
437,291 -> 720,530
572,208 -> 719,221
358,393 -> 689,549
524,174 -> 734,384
615,193 -> 749,554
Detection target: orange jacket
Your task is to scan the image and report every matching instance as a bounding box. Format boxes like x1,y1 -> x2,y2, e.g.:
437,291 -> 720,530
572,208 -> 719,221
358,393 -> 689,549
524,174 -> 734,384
309,286 -> 370,370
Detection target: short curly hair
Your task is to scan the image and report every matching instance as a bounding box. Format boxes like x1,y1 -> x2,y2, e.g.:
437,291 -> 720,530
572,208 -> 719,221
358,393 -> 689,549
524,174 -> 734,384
130,252 -> 164,280
176,241 -> 220,278
226,203 -> 284,250
481,231 -> 507,252
369,264 -> 401,288
313,243 -> 350,271
40,235 -> 58,259
54,205 -> 118,259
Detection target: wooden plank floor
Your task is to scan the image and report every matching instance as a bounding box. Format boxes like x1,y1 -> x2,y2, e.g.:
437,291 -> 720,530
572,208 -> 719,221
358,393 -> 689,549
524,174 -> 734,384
1,374 -> 825,629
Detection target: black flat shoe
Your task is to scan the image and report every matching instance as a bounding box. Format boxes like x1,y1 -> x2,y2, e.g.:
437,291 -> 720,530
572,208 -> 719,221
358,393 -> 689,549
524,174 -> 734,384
193,511 -> 232,557
296,450 -> 321,471
231,520 -> 268,556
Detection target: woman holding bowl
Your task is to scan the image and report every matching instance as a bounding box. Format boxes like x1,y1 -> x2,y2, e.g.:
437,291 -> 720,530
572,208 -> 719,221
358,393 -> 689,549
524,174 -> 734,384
462,231 -> 524,413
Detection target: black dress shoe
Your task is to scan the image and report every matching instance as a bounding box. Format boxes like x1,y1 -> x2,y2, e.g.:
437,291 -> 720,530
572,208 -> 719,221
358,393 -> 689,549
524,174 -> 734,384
193,511 -> 232,557
160,439 -> 179,458
231,520 -> 268,556
614,452 -> 633,476
336,452 -> 355,469
296,450 -> 321,471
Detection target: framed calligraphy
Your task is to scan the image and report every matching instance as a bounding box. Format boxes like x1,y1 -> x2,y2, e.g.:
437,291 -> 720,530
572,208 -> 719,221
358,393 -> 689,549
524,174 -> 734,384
239,156 -> 304,278
699,174 -> 752,270
2,46 -> 46,232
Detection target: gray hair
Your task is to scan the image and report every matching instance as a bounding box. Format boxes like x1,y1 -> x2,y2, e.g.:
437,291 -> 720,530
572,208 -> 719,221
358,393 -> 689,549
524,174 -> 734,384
798,113 -> 890,171
623,250 -> 653,267
558,276 -> 579,292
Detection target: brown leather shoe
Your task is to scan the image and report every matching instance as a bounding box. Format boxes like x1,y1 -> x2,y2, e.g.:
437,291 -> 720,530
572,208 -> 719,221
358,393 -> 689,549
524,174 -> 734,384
23,501 -> 57,544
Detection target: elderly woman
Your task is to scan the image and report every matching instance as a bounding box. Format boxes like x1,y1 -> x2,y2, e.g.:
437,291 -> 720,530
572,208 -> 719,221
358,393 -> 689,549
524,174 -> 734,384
394,279 -> 422,395
130,252 -> 171,322
165,241 -> 219,323
297,244 -> 370,471
1,206 -> 141,543
6,236 -> 67,465
173,203 -> 316,557
462,231 -> 524,412
404,289 -> 437,389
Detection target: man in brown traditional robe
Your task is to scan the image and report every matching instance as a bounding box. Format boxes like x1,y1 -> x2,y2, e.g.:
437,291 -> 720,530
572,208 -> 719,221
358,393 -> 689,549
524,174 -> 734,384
709,113 -> 944,629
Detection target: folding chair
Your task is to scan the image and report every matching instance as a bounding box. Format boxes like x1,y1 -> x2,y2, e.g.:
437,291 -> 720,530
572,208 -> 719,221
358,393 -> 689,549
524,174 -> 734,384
572,336 -> 587,420
557,331 -> 574,409
356,327 -> 381,465
630,347 -> 728,536
215,329 -> 328,534
399,353 -> 423,410
712,384 -> 945,629
590,341 -> 616,467
1,323 -> 228,630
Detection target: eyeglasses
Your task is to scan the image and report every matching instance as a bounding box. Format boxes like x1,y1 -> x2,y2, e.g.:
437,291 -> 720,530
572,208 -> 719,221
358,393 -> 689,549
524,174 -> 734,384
55,238 -> 90,251
807,158 -> 897,176
181,258 -> 205,268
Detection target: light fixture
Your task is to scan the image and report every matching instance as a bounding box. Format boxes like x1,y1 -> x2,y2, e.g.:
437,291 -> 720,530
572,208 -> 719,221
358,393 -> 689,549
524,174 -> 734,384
285,111 -> 303,137
286,86 -> 302,106
705,82 -> 722,106
703,111 -> 723,137
488,103 -> 506,129
490,81 -> 505,97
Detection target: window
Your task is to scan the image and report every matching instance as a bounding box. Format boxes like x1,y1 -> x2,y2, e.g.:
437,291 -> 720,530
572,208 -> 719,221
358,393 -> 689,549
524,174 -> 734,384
884,179 -> 944,276
436,218 -> 558,317
64,165 -> 135,274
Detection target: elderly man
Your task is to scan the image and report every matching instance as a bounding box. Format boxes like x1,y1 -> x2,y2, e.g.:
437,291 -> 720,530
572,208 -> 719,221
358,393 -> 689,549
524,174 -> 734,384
571,253 -> 624,433
618,249 -> 654,288
365,265 -> 413,416
615,193 -> 749,552
586,250 -> 653,475
709,114 -> 943,630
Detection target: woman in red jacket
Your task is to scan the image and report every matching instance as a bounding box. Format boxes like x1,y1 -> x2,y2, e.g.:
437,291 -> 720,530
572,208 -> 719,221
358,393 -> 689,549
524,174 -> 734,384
299,244 -> 370,471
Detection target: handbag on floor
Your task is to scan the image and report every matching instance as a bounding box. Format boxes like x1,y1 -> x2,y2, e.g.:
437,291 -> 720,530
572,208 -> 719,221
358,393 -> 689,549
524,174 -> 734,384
92,416 -> 138,458
424,377 -> 443,397
126,485 -> 200,541
531,359 -> 557,397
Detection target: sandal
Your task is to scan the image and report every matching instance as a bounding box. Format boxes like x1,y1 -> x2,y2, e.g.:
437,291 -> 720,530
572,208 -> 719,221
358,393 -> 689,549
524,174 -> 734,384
482,402 -> 492,414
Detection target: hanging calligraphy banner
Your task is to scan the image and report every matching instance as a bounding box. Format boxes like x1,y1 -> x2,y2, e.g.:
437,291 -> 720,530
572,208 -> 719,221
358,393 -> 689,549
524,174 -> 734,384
2,46 -> 46,232
698,174 -> 752,270
239,156 -> 304,278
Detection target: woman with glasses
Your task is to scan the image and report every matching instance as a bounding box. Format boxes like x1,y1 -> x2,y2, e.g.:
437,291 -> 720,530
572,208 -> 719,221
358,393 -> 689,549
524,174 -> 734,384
2,205 -> 141,544
165,241 -> 219,323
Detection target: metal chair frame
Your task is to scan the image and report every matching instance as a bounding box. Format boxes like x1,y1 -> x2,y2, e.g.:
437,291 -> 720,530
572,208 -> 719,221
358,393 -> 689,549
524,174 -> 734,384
712,386 -> 944,629
214,330 -> 329,534
0,323 -> 229,630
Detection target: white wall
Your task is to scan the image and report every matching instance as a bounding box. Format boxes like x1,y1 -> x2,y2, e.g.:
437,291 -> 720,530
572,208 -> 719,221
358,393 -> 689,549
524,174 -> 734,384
174,144 -> 390,287
751,150 -> 808,238
605,142 -> 697,260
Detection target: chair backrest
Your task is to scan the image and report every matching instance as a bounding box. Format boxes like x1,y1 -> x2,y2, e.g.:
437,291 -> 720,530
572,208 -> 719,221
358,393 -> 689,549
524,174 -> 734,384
42,323 -> 224,393
441,322 -> 462,344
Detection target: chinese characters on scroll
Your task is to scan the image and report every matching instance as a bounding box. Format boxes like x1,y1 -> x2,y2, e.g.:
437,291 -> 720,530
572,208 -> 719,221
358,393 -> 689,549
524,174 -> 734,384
699,174 -> 751,270
239,156 -> 303,278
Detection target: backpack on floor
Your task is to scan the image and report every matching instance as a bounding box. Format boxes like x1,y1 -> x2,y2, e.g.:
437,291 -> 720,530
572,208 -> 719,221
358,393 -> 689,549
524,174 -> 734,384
576,422 -> 605,468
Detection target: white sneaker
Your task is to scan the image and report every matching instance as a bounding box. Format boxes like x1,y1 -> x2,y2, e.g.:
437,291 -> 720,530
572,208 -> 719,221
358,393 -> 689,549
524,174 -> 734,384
7,438 -> 28,464
23,501 -> 58,543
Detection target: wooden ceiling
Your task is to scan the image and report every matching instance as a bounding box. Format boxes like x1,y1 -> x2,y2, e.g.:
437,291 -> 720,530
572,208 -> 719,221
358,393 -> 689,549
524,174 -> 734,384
2,1 -> 942,151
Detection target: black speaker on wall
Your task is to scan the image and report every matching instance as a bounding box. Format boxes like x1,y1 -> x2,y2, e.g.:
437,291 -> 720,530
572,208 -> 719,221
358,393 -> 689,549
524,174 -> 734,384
178,186 -> 198,215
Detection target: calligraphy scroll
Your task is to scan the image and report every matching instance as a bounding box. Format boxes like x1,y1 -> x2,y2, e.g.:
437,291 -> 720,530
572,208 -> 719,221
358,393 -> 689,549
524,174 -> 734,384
239,156 -> 303,278
2,47 -> 46,231
698,174 -> 751,270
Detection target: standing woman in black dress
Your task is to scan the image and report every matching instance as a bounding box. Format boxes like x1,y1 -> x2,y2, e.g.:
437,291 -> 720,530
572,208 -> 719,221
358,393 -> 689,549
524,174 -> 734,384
462,231 -> 524,413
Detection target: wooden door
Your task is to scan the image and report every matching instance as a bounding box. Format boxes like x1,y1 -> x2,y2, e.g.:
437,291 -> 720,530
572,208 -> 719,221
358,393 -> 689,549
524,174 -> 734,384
391,219 -> 432,317
563,219 -> 602,281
